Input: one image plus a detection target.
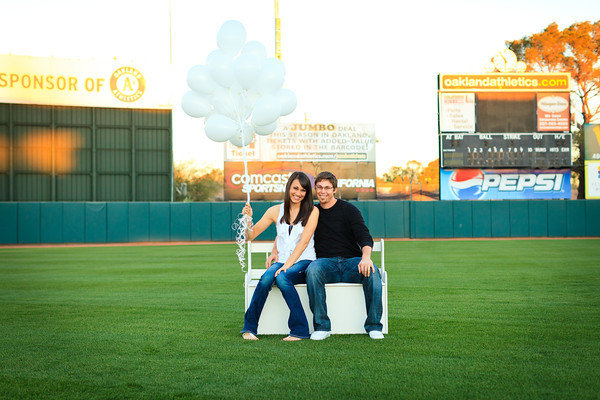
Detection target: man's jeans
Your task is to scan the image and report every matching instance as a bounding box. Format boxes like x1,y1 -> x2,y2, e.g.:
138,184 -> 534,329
241,260 -> 311,339
306,257 -> 383,332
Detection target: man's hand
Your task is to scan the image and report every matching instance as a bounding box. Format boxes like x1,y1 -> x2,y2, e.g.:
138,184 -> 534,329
266,251 -> 278,267
358,257 -> 375,277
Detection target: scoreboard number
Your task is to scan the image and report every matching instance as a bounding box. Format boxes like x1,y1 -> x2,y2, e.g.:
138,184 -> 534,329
440,133 -> 571,168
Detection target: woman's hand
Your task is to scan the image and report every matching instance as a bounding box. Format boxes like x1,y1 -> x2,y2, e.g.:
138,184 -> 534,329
266,250 -> 278,267
242,203 -> 253,218
274,265 -> 289,278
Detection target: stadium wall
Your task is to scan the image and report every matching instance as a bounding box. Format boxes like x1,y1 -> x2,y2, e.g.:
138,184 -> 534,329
1,200 -> 599,244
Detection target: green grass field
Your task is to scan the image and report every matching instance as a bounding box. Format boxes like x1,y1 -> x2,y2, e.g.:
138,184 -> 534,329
1,239 -> 599,399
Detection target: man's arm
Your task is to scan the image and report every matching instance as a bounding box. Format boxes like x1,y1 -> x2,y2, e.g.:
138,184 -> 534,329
345,202 -> 374,250
345,202 -> 375,277
357,245 -> 375,277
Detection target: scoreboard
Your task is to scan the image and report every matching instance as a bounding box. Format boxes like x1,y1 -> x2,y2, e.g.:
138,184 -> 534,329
440,133 -> 571,168
438,72 -> 572,200
438,73 -> 572,170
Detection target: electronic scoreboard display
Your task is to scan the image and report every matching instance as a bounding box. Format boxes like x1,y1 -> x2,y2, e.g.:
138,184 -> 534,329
438,79 -> 572,169
440,133 -> 571,168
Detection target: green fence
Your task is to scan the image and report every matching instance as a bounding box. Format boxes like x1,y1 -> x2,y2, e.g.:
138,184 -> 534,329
0,104 -> 172,202
0,200 -> 599,244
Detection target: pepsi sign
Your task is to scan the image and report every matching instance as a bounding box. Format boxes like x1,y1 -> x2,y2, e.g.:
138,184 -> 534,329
441,169 -> 571,200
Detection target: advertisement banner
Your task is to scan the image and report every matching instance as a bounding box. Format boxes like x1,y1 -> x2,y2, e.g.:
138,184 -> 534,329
0,54 -> 172,109
584,124 -> 600,161
537,93 -> 570,132
224,161 -> 376,201
225,122 -> 376,162
440,168 -> 571,200
439,93 -> 475,132
439,73 -> 570,92
585,161 -> 600,199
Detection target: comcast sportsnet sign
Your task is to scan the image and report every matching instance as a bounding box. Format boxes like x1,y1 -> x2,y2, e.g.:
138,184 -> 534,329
439,73 -> 570,92
224,161 -> 377,201
0,54 -> 172,109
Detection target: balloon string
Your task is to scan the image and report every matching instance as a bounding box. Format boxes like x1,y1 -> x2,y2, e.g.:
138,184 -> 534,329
232,107 -> 251,273
242,140 -> 250,204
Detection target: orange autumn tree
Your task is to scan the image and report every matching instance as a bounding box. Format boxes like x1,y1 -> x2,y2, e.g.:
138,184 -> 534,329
421,159 -> 439,188
378,160 -> 440,200
507,21 -> 600,198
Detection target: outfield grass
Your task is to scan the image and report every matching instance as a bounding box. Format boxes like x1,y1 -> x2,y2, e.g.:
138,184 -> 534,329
1,239 -> 599,399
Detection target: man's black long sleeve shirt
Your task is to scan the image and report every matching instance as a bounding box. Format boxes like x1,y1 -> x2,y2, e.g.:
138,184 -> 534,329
314,199 -> 374,259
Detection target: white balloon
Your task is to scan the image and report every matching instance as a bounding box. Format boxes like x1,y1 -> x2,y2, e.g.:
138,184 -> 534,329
206,50 -> 221,65
208,51 -> 235,88
204,114 -> 238,142
256,58 -> 285,95
181,91 -> 211,118
254,120 -> 278,136
187,65 -> 215,94
234,54 -> 262,89
212,90 -> 237,120
242,41 -> 267,60
229,123 -> 255,147
217,20 -> 246,57
252,95 -> 282,126
275,89 -> 297,116
239,88 -> 260,120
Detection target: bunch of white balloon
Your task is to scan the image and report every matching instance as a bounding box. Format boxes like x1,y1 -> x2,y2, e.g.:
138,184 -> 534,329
181,20 -> 297,150
182,20 -> 297,272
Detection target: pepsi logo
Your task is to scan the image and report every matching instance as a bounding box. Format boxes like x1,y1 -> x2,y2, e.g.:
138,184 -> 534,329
449,169 -> 484,200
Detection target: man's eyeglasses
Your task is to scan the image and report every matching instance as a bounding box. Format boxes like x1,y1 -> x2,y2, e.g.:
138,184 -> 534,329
315,185 -> 334,192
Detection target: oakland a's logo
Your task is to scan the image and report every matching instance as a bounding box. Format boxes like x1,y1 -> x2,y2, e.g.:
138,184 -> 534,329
110,67 -> 145,102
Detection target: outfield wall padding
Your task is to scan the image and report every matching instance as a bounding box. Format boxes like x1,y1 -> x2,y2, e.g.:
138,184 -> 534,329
0,200 -> 599,244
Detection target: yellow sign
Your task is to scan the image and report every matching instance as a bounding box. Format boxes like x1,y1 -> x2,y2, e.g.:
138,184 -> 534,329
109,67 -> 146,102
0,54 -> 172,109
439,73 -> 570,92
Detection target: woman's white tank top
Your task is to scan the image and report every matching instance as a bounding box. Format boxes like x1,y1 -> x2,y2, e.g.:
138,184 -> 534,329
275,204 -> 316,263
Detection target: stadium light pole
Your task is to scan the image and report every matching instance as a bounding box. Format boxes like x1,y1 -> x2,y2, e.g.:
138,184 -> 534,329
275,0 -> 281,60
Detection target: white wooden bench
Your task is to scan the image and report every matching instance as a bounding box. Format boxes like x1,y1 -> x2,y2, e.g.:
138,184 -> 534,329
244,239 -> 388,335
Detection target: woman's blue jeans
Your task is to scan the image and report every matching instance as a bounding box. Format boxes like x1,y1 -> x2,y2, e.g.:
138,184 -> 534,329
242,259 -> 311,339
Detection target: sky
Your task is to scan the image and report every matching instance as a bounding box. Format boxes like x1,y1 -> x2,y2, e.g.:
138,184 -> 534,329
1,0 -> 599,175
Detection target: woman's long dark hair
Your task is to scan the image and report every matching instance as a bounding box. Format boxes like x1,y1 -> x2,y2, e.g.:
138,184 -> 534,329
281,171 -> 314,227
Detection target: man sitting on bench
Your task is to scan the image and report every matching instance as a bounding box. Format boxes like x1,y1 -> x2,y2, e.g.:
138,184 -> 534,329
270,171 -> 384,339
306,171 -> 384,340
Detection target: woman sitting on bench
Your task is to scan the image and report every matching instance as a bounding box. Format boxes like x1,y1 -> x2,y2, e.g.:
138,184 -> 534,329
241,171 -> 319,341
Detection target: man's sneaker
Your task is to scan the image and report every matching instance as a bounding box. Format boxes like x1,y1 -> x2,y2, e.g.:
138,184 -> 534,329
310,331 -> 331,340
369,331 -> 384,340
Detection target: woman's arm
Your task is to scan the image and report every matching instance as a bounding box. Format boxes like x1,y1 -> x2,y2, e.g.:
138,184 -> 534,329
266,241 -> 278,267
243,204 -> 279,241
274,207 -> 319,277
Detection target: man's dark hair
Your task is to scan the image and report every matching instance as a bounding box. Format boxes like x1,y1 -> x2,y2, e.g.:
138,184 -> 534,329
315,171 -> 337,189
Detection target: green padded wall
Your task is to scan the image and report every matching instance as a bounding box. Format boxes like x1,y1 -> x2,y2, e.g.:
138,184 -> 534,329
1,200 -> 599,244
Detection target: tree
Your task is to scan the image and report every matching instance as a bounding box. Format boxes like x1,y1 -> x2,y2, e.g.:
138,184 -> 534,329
382,166 -> 404,183
174,161 -> 223,201
507,20 -> 600,198
381,161 -> 423,184
421,159 -> 439,187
